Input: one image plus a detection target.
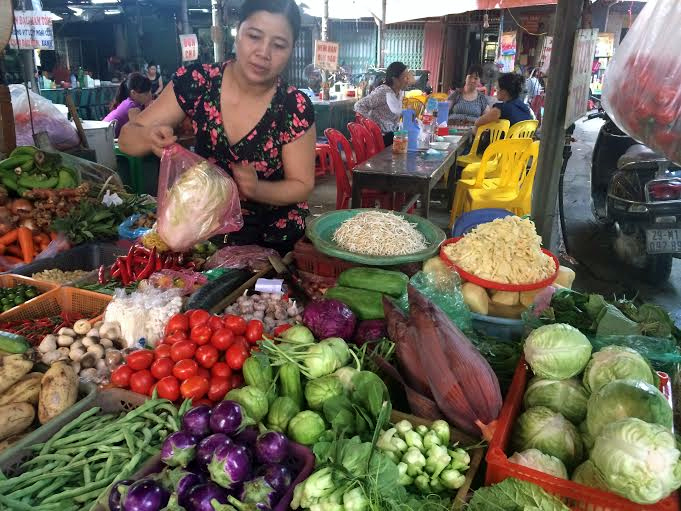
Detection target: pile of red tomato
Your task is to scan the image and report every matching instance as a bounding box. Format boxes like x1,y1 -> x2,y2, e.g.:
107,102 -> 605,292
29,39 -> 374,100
110,309 -> 264,405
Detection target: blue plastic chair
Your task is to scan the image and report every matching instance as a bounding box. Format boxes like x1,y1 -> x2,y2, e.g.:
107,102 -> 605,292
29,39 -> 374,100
452,208 -> 514,237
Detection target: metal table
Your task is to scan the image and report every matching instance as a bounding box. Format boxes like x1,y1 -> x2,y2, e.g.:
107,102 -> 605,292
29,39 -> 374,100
312,98 -> 358,139
352,138 -> 466,218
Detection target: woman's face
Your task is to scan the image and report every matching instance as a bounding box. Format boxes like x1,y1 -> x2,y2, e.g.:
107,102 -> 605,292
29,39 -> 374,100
465,73 -> 481,89
497,88 -> 511,102
236,11 -> 294,85
148,65 -> 157,76
131,89 -> 153,106
392,70 -> 411,90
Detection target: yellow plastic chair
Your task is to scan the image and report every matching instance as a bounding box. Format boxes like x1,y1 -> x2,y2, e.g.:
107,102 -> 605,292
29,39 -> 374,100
456,120 -> 510,169
508,120 -> 539,139
449,138 -> 533,228
403,97 -> 425,117
463,141 -> 541,216
428,92 -> 450,102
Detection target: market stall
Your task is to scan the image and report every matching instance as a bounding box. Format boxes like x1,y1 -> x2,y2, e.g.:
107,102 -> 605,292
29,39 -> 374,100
41,85 -> 119,122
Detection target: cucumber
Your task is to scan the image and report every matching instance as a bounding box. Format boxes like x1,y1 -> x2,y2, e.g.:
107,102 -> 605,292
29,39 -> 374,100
337,267 -> 408,298
325,286 -> 384,320
183,269 -> 251,312
0,331 -> 30,354
279,363 -> 304,408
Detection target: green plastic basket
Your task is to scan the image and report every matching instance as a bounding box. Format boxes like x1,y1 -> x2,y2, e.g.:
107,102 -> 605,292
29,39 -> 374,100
305,209 -> 447,266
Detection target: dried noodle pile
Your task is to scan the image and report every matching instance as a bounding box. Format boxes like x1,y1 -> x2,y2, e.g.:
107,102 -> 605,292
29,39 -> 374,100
332,211 -> 428,256
443,216 -> 555,284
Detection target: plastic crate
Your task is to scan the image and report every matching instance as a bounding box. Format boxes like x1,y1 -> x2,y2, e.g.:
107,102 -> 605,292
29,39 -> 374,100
0,274 -> 60,321
391,410 -> 485,511
0,382 -> 99,474
485,357 -> 679,511
0,287 -> 112,323
293,237 -> 356,279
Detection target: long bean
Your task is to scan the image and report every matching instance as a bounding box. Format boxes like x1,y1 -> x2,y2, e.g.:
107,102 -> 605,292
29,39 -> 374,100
38,407 -> 102,455
35,477 -> 70,501
42,476 -> 116,504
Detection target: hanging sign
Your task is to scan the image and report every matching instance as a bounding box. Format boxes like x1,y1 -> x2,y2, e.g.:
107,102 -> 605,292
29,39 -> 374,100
500,31 -> 517,56
314,40 -> 339,71
538,36 -> 553,74
9,10 -> 54,50
179,34 -> 199,61
565,29 -> 599,128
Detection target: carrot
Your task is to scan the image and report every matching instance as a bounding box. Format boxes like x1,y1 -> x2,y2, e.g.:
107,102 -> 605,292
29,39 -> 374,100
17,227 -> 34,264
0,229 -> 19,246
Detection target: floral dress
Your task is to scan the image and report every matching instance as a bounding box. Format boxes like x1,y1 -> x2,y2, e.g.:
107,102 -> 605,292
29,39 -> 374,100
172,62 -> 315,253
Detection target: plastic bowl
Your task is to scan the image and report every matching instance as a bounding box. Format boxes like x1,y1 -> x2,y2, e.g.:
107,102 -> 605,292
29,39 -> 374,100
471,312 -> 525,341
440,237 -> 559,292
429,141 -> 451,151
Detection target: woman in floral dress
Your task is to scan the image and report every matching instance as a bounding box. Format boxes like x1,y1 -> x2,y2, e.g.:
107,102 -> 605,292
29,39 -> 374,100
118,0 -> 315,254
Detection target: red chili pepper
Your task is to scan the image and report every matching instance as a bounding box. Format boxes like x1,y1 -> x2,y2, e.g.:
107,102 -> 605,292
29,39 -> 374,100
155,255 -> 163,271
125,256 -> 133,280
98,265 -> 106,285
112,267 -> 121,278
127,244 -> 136,259
132,255 -> 148,265
135,245 -> 152,255
119,259 -> 131,285
136,247 -> 157,281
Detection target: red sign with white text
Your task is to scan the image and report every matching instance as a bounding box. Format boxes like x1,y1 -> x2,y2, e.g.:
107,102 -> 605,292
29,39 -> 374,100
179,34 -> 198,62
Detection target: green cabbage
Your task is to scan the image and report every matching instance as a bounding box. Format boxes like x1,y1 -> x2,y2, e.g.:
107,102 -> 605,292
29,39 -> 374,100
591,418 -> 681,504
508,449 -> 568,479
225,385 -> 269,422
582,346 -> 657,393
512,406 -> 583,469
288,410 -> 326,446
524,324 -> 592,380
571,461 -> 608,490
305,375 -> 344,411
523,377 -> 589,424
578,421 -> 594,450
304,343 -> 339,379
585,379 -> 672,439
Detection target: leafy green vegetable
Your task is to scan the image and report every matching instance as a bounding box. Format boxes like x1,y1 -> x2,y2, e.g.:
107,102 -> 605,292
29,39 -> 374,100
468,477 -> 571,511
595,304 -> 640,336
322,395 -> 357,435
582,346 -> 657,393
523,324 -> 592,380
523,377 -> 589,424
288,410 -> 326,446
508,449 -> 568,479
571,460 -> 608,490
225,385 -> 269,422
305,375 -> 344,411
469,334 -> 522,394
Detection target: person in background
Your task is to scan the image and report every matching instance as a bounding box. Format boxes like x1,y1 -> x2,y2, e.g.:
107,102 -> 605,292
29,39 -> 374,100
354,61 -> 410,147
104,72 -> 153,137
475,72 -> 532,127
448,64 -> 490,125
146,61 -> 164,98
524,67 -> 541,105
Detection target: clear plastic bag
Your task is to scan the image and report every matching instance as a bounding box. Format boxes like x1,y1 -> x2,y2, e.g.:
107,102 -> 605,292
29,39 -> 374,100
206,244 -> 278,271
409,271 -> 472,333
589,335 -> 681,375
118,213 -> 153,241
9,85 -> 80,150
157,144 -> 243,252
146,269 -> 207,296
602,0 -> 681,163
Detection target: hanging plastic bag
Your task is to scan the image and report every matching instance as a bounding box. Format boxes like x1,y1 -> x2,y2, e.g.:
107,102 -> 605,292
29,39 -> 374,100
9,85 -> 80,150
157,144 -> 243,252
118,213 -> 154,241
602,0 -> 681,163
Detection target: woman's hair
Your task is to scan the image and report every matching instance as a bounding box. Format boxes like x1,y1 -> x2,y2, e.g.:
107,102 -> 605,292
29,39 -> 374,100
384,61 -> 407,87
112,72 -> 151,109
466,64 -> 483,78
147,61 -> 156,68
239,0 -> 302,42
497,72 -> 525,100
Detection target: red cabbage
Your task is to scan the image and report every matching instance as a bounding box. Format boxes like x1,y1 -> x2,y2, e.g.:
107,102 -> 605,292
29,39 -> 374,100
353,320 -> 387,345
302,299 -> 356,340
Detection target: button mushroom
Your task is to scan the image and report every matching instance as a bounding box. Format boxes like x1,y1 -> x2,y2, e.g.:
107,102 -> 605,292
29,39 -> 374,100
100,339 -> 114,349
87,344 -> 105,360
80,352 -> 97,369
69,347 -> 85,362
86,328 -> 100,338
73,320 -> 92,336
82,337 -> 98,348
58,327 -> 76,337
38,335 -> 57,354
99,322 -> 121,341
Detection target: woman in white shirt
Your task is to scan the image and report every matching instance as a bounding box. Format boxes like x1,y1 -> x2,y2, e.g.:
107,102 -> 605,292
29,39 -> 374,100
354,61 -> 411,146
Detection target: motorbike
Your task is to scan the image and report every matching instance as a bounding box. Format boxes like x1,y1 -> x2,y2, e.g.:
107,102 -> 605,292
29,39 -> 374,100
588,110 -> 681,283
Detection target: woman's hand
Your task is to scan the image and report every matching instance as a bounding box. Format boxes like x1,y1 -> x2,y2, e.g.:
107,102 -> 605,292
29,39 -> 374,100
232,162 -> 259,201
149,125 -> 177,157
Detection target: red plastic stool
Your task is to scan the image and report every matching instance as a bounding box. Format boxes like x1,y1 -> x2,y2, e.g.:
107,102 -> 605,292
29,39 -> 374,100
315,143 -> 332,177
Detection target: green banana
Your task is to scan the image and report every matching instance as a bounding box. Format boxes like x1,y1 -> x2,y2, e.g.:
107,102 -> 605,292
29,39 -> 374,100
2,175 -> 19,192
56,169 -> 76,189
9,146 -> 37,158
18,174 -> 58,189
0,155 -> 32,171
19,159 -> 34,173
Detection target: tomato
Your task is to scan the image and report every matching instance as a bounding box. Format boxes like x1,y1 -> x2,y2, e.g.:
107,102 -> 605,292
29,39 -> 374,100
273,323 -> 292,337
211,361 -> 232,379
197,367 -> 211,380
151,357 -> 174,380
230,373 -> 244,389
126,350 -> 155,371
129,370 -> 155,395
189,309 -> 211,329
223,315 -> 247,335
173,359 -> 199,380
226,343 -> 249,370
154,344 -> 172,359
208,315 -> 224,332
234,336 -> 248,350
190,325 -> 212,346
210,328 -> 235,351
111,365 -> 133,388
181,376 -> 210,401
155,376 -> 180,401
193,398 -> 214,407
655,86 -> 678,107
164,332 -> 188,346
245,320 -> 264,344
207,377 -> 231,401
170,340 -> 197,362
165,313 -> 189,336
655,108 -> 676,126
195,344 -> 219,369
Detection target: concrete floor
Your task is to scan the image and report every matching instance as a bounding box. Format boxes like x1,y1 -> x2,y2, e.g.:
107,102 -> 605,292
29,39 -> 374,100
309,121 -> 681,322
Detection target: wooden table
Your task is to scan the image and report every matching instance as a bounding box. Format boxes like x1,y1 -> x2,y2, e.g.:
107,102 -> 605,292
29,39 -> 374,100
351,134 -> 470,218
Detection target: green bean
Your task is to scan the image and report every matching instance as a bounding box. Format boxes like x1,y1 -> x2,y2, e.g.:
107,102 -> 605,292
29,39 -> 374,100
72,473 -> 118,503
35,476 -> 70,501
50,424 -> 122,448
0,462 -> 60,491
140,411 -> 167,427
39,407 -> 102,455
42,475 -> 115,504
142,427 -> 153,446
0,494 -> 40,511
123,430 -> 137,453
20,453 -> 74,467
117,398 -> 163,423
83,462 -> 91,485
7,477 -> 54,499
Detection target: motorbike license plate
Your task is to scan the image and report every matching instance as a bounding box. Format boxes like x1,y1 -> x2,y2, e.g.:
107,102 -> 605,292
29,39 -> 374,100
645,228 -> 681,254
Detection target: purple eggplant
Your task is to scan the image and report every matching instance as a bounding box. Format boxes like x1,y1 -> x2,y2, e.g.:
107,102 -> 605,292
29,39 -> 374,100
207,443 -> 252,490
209,401 -> 253,435
257,464 -> 292,494
182,405 -> 212,439
254,431 -> 288,464
109,479 -> 134,511
185,482 -> 232,511
239,477 -> 277,507
196,433 -> 233,470
233,425 -> 259,446
122,479 -> 170,511
161,431 -> 198,468
162,467 -> 204,508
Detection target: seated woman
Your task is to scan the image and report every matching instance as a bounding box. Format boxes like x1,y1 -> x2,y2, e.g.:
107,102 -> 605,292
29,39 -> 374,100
104,72 -> 153,137
448,65 -> 490,124
354,61 -> 411,147
475,72 -> 533,127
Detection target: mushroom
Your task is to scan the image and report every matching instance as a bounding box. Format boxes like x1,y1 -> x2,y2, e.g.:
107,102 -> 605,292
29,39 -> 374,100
95,358 -> 107,372
71,340 -> 84,351
105,350 -> 123,367
94,321 -> 103,329
82,337 -> 98,348
99,322 -> 121,340
71,361 -> 81,374
38,335 -> 57,354
42,350 -> 65,364
57,335 -> 75,347
73,320 -> 92,336
86,328 -> 100,338
100,339 -> 114,349
80,352 -> 97,368
57,347 -> 70,358
80,368 -> 98,382
87,344 -> 105,359
58,327 -> 76,337
69,348 -> 85,362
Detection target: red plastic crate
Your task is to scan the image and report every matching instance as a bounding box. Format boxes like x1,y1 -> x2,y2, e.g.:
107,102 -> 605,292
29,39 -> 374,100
486,357 -> 679,511
292,237 -> 355,279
